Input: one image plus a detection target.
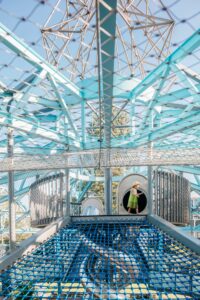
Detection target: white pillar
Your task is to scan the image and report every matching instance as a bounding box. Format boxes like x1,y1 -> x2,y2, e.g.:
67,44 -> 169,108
7,127 -> 16,251
104,168 -> 112,215
148,165 -> 153,215
81,101 -> 86,144
148,112 -> 154,215
65,169 -> 70,217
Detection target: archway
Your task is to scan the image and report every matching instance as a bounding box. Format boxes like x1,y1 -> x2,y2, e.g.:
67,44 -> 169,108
123,189 -> 147,214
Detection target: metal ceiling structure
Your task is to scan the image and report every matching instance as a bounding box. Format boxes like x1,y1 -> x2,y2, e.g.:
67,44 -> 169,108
0,0 -> 199,240
0,0 -> 199,155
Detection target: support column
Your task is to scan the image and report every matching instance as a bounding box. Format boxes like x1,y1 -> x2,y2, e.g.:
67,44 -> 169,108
131,96 -> 136,135
148,111 -> 154,215
148,165 -> 153,215
65,169 -> 70,217
60,173 -> 63,217
7,127 -> 16,251
81,101 -> 86,145
104,168 -> 112,215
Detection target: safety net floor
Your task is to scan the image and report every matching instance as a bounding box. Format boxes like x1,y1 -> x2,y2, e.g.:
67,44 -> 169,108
0,219 -> 200,299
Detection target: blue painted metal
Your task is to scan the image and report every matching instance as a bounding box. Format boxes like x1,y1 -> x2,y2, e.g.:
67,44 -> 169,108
77,181 -> 92,203
0,23 -> 199,151
78,76 -> 147,101
172,166 -> 200,175
194,175 -> 200,186
0,135 -> 26,147
156,140 -> 200,150
0,111 -> 70,146
123,109 -> 200,147
99,0 -> 117,146
0,170 -> 51,186
149,84 -> 200,107
0,23 -> 82,99
0,219 -> 199,299
0,187 -> 29,203
130,28 -> 200,99
191,183 -> 200,192
48,75 -> 79,138
139,64 -> 170,132
171,64 -> 200,117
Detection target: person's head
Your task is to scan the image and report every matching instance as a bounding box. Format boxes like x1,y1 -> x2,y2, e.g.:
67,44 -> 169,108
132,181 -> 140,189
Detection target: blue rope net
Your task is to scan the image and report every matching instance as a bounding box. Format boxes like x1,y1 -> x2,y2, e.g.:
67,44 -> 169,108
0,219 -> 199,299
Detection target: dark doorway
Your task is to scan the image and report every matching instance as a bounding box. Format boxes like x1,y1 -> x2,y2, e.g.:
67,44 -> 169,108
123,189 -> 147,214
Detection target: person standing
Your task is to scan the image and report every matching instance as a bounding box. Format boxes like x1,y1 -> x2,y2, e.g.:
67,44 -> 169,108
127,181 -> 142,214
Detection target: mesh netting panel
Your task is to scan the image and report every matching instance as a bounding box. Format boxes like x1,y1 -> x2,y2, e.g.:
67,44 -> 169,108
1,219 -> 199,299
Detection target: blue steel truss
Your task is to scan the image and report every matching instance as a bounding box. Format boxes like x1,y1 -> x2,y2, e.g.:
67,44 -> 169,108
0,24 -> 199,151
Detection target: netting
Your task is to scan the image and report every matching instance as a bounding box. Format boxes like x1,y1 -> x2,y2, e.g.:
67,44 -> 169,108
1,218 -> 199,299
0,148 -> 200,172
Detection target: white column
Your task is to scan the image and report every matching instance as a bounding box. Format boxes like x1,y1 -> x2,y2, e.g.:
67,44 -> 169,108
104,168 -> 112,215
8,127 -> 16,251
148,165 -> 153,215
81,101 -> 86,145
65,169 -> 70,217
148,111 -> 154,215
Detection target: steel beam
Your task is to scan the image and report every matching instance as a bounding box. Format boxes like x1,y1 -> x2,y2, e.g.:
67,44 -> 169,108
156,140 -> 200,150
99,0 -> 117,147
48,75 -> 79,138
129,28 -> 200,98
0,111 -> 74,146
0,144 -> 64,155
173,166 -> 200,176
191,183 -> 200,192
0,90 -> 60,110
0,171 -> 47,185
78,181 -> 92,203
171,63 -> 200,117
139,65 -> 170,133
3,132 -> 59,158
0,23 -> 82,99
0,187 -> 29,204
152,84 -> 200,108
0,135 -> 26,147
124,110 -> 200,147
